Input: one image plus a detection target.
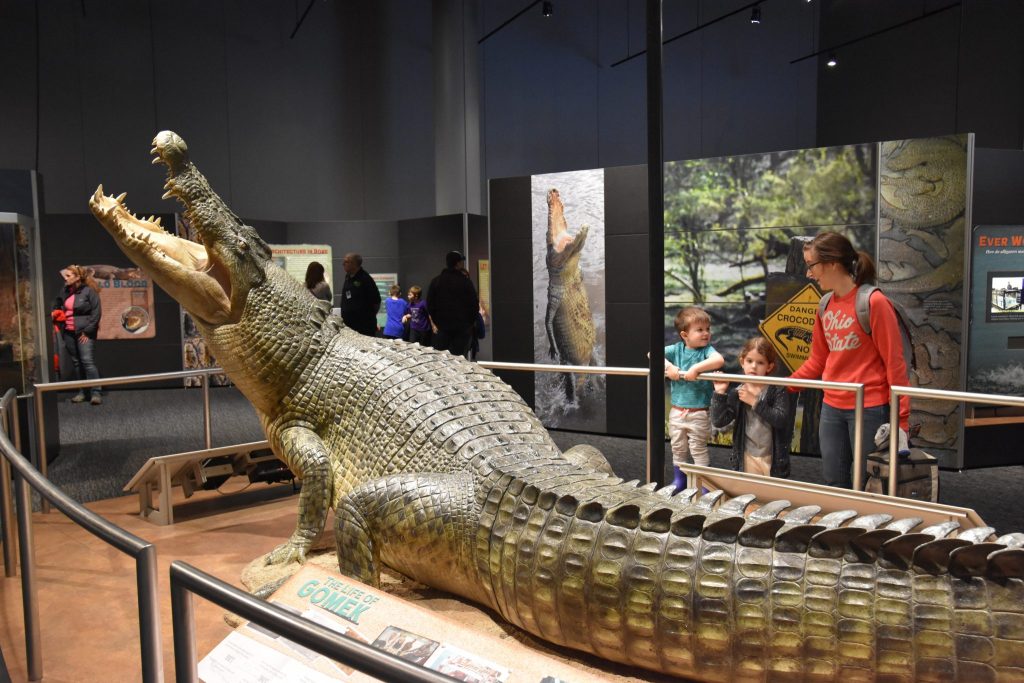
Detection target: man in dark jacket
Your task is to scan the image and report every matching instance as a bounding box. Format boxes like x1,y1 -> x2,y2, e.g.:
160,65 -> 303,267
427,251 -> 478,356
340,253 -> 381,336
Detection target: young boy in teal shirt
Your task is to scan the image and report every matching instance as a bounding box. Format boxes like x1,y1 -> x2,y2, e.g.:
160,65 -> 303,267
664,306 -> 725,491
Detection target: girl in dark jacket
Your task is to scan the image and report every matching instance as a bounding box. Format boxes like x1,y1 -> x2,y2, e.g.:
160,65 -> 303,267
710,336 -> 794,478
52,265 -> 103,404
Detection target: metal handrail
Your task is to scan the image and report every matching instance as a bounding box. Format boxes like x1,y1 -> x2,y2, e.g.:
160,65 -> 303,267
888,385 -> 1024,497
478,360 -> 648,376
478,361 -> 872,491
32,367 -> 223,512
697,372 -> 869,489
170,561 -> 455,683
0,389 -> 163,682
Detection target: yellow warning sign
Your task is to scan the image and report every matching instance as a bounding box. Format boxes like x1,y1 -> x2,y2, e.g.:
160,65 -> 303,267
758,283 -> 822,372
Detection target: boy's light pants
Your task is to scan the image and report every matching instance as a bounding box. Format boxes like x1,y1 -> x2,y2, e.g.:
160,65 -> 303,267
669,406 -> 710,468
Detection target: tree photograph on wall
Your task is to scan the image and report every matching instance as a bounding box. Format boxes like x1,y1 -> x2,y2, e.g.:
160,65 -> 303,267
663,144 -> 877,364
663,144 -> 877,455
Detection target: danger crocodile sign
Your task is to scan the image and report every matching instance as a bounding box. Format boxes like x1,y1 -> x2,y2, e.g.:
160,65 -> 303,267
758,283 -> 822,372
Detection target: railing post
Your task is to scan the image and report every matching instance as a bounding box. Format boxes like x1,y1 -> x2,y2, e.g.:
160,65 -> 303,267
0,397 -> 17,576
14,471 -> 41,681
889,389 -> 900,497
32,390 -> 49,513
852,385 -> 865,491
171,575 -> 198,683
136,545 -> 164,683
202,373 -> 212,451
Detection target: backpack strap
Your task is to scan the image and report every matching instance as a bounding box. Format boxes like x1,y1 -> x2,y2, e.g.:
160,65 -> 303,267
855,285 -> 879,335
816,291 -> 833,320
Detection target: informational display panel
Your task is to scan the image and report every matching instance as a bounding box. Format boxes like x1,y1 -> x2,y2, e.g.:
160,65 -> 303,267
968,225 -> 1024,396
371,273 -> 397,331
477,259 -> 491,312
269,244 -> 334,291
199,564 -> 598,683
89,264 -> 157,340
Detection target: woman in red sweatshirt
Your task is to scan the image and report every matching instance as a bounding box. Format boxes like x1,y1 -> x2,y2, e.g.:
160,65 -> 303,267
790,232 -> 910,489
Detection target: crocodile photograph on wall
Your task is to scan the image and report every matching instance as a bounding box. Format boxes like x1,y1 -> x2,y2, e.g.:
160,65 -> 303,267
530,170 -> 606,431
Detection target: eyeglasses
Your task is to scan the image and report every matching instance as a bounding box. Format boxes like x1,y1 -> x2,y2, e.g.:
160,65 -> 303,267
805,260 -> 823,273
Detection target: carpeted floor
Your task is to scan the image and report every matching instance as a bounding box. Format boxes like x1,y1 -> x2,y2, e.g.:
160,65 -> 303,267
47,386 -> 1024,536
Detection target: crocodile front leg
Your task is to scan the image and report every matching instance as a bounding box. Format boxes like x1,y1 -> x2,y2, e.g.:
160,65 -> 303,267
264,424 -> 334,565
334,472 -> 489,606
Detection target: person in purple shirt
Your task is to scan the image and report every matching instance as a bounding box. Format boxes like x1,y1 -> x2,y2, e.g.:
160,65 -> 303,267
382,284 -> 410,339
403,285 -> 431,346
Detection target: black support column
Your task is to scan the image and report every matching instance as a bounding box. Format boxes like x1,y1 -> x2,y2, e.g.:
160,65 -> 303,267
646,0 -> 665,484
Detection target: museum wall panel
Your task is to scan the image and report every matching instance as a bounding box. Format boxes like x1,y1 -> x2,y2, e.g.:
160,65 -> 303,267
399,214 -> 465,305
287,220 -> 401,290
488,176 -> 533,404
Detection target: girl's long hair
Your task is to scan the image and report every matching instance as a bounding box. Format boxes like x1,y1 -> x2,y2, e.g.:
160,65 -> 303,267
304,261 -> 326,289
805,231 -> 876,285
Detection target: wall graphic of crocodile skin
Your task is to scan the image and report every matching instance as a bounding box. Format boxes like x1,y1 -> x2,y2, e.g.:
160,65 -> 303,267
90,132 -> 1024,682
877,135 -> 968,458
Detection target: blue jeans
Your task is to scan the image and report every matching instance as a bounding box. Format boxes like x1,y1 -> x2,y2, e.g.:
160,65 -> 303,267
818,403 -> 888,489
62,331 -> 101,397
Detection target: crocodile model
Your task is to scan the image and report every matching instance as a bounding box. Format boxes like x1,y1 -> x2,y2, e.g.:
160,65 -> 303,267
544,188 -> 596,403
89,131 -> 1024,682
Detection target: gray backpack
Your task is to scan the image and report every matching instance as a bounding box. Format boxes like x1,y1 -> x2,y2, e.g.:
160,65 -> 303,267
816,285 -> 917,372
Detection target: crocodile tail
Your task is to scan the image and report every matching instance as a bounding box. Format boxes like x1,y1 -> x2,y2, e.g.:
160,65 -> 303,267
476,466 -> 1024,682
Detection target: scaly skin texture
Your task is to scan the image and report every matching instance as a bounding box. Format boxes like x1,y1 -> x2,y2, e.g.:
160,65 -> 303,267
544,188 -> 596,402
89,132 -> 1024,681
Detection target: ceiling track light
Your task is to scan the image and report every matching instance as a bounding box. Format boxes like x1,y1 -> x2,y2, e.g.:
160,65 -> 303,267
826,52 -> 838,68
542,1 -> 553,17
750,5 -> 761,24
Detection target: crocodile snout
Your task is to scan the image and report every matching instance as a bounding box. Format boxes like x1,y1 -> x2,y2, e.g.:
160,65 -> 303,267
150,130 -> 189,175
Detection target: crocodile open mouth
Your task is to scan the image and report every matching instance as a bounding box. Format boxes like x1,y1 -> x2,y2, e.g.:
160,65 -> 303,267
88,178 -> 233,324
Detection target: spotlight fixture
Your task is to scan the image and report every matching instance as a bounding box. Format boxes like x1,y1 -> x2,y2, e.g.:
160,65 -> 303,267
826,52 -> 837,68
542,1 -> 553,17
750,5 -> 761,24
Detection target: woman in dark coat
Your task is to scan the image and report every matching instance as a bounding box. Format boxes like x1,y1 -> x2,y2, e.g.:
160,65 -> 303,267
51,265 -> 103,404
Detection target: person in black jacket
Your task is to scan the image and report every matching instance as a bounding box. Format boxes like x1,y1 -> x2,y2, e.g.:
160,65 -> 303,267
339,253 -> 380,336
427,251 -> 478,356
51,265 -> 103,405
710,336 -> 794,478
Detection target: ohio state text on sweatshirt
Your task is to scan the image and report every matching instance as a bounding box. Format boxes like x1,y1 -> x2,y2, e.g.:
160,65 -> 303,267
790,286 -> 910,430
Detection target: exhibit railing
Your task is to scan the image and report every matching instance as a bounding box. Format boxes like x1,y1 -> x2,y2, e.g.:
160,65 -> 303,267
478,362 -> 870,490
888,385 -> 1024,497
31,368 -> 225,513
695,372 -> 869,489
170,561 -> 456,683
0,387 -> 163,682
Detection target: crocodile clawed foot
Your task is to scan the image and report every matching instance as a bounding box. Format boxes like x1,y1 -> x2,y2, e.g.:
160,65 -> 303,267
262,538 -> 310,566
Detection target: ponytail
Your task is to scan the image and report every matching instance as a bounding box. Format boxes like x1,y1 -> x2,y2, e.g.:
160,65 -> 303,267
853,250 -> 876,286
809,232 -> 876,285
